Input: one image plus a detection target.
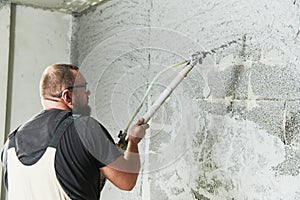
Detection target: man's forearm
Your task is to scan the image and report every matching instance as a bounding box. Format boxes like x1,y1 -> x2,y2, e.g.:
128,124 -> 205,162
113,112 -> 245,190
101,118 -> 148,191
124,140 -> 141,173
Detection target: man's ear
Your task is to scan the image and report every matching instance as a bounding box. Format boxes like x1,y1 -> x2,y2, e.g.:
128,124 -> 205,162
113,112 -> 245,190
61,90 -> 73,105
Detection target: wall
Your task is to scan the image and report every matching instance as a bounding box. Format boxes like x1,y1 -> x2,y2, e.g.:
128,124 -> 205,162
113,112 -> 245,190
72,0 -> 300,199
0,4 -> 12,199
0,3 -> 72,198
9,5 -> 72,129
0,3 -> 11,156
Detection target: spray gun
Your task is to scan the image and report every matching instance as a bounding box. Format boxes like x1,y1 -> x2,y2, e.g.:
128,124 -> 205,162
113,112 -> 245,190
117,51 -> 209,150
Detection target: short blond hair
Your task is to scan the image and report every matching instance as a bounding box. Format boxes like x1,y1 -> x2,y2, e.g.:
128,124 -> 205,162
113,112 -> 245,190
40,64 -> 79,98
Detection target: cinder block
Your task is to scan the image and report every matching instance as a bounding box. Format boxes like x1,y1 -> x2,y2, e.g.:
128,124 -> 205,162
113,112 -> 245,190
231,100 -> 285,140
285,100 -> 300,145
244,63 -> 300,100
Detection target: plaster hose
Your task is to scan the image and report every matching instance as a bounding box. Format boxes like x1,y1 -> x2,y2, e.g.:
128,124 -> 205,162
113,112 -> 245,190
117,51 -> 207,150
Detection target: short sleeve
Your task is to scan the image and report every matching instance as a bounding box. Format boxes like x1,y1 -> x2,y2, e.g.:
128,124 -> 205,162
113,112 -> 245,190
73,116 -> 123,167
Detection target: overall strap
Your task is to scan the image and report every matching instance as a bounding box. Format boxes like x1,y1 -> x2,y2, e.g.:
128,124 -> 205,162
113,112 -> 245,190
8,126 -> 21,148
49,115 -> 79,148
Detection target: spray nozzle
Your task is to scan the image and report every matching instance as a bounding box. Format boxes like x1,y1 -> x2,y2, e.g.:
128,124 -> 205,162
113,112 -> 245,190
188,51 -> 209,67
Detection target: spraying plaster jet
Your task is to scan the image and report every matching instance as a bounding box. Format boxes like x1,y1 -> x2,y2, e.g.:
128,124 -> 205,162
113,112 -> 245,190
117,51 -> 209,150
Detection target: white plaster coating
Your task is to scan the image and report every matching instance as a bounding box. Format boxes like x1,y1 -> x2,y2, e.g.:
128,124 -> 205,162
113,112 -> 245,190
167,115 -> 300,200
204,116 -> 300,199
73,1 -> 151,65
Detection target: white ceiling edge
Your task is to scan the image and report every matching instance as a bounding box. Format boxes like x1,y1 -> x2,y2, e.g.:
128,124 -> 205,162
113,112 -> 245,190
10,0 -> 104,14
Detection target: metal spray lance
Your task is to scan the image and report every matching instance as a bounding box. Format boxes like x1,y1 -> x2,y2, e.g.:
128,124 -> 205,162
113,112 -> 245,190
117,51 -> 209,150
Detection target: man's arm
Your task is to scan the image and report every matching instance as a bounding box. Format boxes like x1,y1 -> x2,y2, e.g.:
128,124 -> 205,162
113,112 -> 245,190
100,118 -> 149,191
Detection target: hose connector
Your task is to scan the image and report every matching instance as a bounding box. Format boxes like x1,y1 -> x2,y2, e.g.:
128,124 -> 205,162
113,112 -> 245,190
117,130 -> 128,150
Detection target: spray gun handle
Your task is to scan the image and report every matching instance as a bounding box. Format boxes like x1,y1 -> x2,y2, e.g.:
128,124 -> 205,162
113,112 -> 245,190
117,130 -> 128,150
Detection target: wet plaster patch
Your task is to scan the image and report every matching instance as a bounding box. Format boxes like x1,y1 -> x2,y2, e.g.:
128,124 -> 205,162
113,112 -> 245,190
191,115 -> 300,199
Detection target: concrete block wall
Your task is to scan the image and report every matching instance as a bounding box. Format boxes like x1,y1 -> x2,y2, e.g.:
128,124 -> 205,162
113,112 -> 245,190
69,0 -> 300,199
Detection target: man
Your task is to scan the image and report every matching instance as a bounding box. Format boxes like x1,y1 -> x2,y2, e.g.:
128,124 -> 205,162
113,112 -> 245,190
1,64 -> 149,199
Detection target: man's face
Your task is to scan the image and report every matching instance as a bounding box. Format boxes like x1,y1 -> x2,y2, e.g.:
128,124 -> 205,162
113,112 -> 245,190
72,71 -> 91,116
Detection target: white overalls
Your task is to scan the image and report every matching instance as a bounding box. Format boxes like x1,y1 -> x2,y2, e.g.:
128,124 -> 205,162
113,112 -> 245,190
5,117 -> 74,200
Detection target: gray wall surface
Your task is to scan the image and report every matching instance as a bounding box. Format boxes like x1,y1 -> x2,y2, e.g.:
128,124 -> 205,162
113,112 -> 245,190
72,0 -> 300,199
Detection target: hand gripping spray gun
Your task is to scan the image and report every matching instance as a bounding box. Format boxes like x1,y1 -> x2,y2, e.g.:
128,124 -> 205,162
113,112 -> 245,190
117,51 -> 209,150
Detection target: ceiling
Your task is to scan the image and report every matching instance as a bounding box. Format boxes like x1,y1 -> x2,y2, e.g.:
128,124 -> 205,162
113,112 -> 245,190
10,0 -> 105,14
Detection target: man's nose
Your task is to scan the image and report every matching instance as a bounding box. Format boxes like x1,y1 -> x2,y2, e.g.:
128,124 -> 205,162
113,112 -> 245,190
86,90 -> 91,96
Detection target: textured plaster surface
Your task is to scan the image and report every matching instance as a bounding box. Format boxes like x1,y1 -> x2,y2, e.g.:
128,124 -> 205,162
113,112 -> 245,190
72,0 -> 300,199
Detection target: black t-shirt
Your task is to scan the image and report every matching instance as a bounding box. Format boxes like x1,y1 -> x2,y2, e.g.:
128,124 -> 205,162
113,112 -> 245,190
3,109 -> 122,200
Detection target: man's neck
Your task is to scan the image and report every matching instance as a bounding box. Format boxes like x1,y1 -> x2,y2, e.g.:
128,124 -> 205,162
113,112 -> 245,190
41,98 -> 71,111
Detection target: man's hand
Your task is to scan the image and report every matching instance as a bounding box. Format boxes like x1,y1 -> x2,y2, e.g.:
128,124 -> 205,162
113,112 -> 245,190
127,118 -> 149,146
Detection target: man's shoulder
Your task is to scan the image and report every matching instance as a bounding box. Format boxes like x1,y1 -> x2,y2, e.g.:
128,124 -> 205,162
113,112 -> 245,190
73,115 -> 102,131
71,115 -> 117,147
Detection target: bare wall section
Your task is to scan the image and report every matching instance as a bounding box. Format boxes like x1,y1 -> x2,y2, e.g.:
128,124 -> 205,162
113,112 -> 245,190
0,4 -> 72,198
9,5 -> 72,130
